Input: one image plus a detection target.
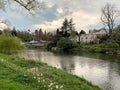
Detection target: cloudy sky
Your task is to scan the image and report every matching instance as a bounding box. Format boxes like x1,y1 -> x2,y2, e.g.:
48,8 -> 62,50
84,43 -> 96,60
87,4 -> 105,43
0,0 -> 120,32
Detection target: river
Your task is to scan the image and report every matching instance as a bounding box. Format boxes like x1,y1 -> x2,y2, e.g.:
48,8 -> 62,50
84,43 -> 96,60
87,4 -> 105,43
16,49 -> 120,90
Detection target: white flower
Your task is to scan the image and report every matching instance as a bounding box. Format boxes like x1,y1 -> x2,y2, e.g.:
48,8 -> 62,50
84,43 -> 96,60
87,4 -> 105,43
60,85 -> 63,89
34,76 -> 36,79
42,79 -> 45,82
38,80 -> 40,83
24,74 -> 27,76
38,77 -> 40,80
56,85 -> 59,89
41,74 -> 43,76
37,74 -> 40,77
1,59 -> 4,62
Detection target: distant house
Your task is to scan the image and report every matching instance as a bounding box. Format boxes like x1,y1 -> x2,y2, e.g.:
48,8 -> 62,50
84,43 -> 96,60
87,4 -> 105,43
92,29 -> 108,37
80,33 -> 98,43
79,29 -> 108,43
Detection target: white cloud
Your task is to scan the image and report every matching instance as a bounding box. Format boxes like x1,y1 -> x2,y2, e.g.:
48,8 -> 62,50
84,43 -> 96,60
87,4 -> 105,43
33,18 -> 64,31
0,21 -> 8,30
1,0 -> 120,32
57,8 -> 63,14
33,0 -> 120,33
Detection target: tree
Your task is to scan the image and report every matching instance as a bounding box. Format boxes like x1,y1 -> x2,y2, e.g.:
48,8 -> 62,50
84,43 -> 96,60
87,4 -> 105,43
115,25 -> 120,44
78,30 -> 86,42
0,0 -> 40,12
11,27 -> 17,36
57,37 -> 77,51
16,31 -> 32,42
101,3 -> 119,39
60,18 -> 75,37
39,29 -> 43,41
0,33 -> 24,54
69,18 -> 75,31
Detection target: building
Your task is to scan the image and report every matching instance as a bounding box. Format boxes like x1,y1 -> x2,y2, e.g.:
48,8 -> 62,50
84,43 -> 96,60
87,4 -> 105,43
80,33 -> 98,43
79,29 -> 108,43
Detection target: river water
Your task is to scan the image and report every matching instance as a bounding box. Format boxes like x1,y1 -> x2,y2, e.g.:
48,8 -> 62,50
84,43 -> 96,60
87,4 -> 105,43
16,49 -> 120,90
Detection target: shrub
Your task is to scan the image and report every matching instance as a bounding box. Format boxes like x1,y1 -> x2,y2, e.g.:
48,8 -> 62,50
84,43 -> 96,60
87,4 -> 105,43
104,40 -> 119,48
0,33 -> 25,54
57,37 -> 77,51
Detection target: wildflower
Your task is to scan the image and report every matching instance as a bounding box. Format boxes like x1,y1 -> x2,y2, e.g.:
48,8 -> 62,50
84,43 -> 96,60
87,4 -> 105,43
42,79 -> 45,82
56,85 -> 59,89
50,83 -> 53,86
1,59 -> 4,62
24,74 -> 27,77
38,77 -> 40,80
48,85 -> 51,87
38,80 -> 40,83
37,74 -> 40,77
41,74 -> 43,76
34,76 -> 36,79
60,85 -> 63,89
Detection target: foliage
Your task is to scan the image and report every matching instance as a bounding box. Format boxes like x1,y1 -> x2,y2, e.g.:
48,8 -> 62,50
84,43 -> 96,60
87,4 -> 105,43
0,54 -> 101,90
98,34 -> 109,43
16,31 -> 32,42
104,40 -> 119,48
57,37 -> 77,51
114,25 -> 120,45
70,30 -> 77,39
60,18 -> 75,38
0,33 -> 25,54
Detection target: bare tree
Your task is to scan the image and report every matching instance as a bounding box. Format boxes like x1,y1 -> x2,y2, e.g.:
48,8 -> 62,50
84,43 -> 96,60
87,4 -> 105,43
0,0 -> 40,13
101,3 -> 118,39
13,0 -> 39,11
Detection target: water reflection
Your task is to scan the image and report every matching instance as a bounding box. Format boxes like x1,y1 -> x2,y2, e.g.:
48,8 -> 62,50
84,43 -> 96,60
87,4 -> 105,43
16,49 -> 120,90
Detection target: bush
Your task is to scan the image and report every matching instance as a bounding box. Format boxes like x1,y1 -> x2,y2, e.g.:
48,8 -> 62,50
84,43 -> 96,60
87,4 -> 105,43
103,40 -> 119,48
0,33 -> 25,54
57,37 -> 77,51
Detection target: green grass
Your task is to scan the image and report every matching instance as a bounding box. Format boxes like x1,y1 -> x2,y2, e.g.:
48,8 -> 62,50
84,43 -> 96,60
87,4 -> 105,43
0,53 -> 102,90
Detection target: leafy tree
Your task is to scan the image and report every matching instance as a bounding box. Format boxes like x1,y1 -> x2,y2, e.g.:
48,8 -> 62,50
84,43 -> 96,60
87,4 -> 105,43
0,33 -> 25,54
78,30 -> 86,42
11,27 -> 17,36
114,25 -> 120,44
57,37 -> 77,51
60,18 -> 75,37
0,30 -> 2,35
79,30 -> 86,35
69,18 -> 75,31
70,30 -> 78,41
16,31 -> 32,42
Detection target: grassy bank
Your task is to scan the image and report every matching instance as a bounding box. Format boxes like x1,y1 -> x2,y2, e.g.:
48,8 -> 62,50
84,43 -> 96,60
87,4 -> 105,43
0,54 -> 102,90
76,43 -> 120,54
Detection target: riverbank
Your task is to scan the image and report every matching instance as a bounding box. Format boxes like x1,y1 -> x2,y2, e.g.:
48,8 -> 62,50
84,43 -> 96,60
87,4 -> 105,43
77,44 -> 120,55
0,53 -> 101,90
